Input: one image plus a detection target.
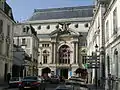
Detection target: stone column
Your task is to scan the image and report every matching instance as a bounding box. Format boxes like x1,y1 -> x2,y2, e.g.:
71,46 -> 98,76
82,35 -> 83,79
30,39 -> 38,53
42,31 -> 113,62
51,42 -> 54,64
76,42 -> 78,64
54,42 -> 56,64
74,42 -> 76,64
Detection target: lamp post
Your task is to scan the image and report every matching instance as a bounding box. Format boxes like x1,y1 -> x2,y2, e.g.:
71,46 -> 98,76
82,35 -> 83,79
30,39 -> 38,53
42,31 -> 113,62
95,44 -> 98,90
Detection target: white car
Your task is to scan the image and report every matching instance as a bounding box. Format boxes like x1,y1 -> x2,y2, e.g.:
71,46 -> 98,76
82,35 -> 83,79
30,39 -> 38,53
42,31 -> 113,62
9,77 -> 22,88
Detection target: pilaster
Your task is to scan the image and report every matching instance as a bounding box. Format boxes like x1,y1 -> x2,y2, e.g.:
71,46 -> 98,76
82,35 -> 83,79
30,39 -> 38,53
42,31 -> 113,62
74,42 -> 76,64
76,42 -> 78,64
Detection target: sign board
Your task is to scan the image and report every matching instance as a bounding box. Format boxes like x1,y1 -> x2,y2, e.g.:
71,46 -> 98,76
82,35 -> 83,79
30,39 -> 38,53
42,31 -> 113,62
69,71 -> 72,77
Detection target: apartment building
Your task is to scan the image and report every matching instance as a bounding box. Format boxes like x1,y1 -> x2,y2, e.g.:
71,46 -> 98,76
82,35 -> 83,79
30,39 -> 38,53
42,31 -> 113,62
0,0 -> 15,83
14,24 -> 39,76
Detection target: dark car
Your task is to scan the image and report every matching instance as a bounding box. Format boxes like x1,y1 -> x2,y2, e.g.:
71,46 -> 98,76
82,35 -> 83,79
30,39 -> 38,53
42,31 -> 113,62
19,76 -> 45,90
50,75 -> 60,84
9,77 -> 22,88
59,76 -> 65,82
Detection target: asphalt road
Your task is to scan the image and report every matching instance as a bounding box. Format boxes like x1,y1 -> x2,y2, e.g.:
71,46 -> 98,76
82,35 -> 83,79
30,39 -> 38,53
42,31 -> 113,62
5,83 -> 63,90
4,83 -> 89,90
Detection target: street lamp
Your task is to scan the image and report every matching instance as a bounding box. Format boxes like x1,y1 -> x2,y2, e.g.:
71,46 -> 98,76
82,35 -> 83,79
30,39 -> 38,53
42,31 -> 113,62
95,44 -> 98,89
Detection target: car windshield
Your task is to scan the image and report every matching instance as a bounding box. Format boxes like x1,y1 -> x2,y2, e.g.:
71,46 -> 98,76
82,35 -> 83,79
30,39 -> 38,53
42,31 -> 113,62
23,76 -> 37,80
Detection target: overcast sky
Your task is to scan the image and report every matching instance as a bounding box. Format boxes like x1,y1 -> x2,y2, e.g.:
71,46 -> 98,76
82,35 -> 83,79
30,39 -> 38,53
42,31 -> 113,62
7,0 -> 94,22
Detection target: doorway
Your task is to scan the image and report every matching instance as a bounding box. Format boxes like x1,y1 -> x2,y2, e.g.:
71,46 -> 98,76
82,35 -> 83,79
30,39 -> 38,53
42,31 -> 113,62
60,69 -> 68,79
4,63 -> 8,81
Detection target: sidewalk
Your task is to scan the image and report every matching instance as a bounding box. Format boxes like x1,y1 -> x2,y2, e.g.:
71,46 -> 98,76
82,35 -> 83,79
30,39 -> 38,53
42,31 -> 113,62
0,82 -> 9,90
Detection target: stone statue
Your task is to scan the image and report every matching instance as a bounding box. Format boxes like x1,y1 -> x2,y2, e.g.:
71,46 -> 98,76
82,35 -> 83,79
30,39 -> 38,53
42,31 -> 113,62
59,22 -> 71,31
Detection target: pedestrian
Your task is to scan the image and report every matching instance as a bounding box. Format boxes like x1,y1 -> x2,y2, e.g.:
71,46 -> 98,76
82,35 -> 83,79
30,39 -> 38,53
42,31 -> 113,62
7,73 -> 11,84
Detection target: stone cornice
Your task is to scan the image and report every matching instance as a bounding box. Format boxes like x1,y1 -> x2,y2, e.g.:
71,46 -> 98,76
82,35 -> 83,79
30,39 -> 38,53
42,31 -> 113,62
21,17 -> 92,25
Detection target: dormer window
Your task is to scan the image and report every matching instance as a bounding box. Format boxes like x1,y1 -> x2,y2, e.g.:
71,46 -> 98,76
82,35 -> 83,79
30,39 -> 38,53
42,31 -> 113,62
23,26 -> 29,33
46,25 -> 50,29
8,9 -> 12,17
38,25 -> 41,30
23,28 -> 26,32
75,24 -> 78,28
0,1 -> 4,10
26,26 -> 29,32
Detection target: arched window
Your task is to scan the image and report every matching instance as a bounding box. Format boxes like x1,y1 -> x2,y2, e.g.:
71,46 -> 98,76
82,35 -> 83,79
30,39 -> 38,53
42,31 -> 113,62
59,45 -> 71,64
107,55 -> 110,74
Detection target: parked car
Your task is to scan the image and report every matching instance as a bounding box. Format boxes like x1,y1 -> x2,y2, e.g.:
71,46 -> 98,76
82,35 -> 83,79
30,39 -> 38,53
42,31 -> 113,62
9,77 -> 22,88
50,75 -> 60,84
19,76 -> 45,90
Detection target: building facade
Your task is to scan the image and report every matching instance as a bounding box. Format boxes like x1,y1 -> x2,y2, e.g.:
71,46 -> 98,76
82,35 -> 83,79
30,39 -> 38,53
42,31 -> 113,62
25,6 -> 94,79
104,0 -> 120,89
87,0 -> 106,84
87,0 -> 120,89
0,0 -> 15,83
14,24 -> 39,76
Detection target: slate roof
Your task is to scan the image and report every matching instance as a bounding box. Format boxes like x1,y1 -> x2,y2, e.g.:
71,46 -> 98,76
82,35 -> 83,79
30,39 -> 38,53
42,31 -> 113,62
29,5 -> 94,21
4,2 -> 14,20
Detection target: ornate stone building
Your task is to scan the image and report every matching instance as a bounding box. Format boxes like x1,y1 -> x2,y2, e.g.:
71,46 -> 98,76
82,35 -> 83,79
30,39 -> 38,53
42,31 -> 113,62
24,5 -> 94,79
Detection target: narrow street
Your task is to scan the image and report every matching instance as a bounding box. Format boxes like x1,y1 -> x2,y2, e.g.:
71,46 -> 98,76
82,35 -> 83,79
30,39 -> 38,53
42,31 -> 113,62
2,84 -> 63,90
1,83 -> 90,90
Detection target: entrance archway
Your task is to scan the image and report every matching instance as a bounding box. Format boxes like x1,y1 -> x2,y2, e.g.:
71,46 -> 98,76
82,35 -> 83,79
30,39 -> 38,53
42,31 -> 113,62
60,68 -> 68,79
42,67 -> 51,76
75,68 -> 88,79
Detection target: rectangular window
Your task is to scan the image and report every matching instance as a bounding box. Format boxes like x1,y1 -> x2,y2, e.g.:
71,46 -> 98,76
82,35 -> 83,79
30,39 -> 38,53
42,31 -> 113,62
0,42 -> 2,54
22,38 -> 26,45
42,44 -> 49,47
6,44 -> 9,56
7,25 -> 10,36
105,21 -> 109,41
113,8 -> 117,34
43,56 -> 47,64
82,56 -> 87,64
0,20 -> 3,34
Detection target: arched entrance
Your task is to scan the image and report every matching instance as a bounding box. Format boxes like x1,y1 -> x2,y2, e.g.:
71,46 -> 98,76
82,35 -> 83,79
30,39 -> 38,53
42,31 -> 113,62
57,45 -> 71,79
42,67 -> 51,77
75,68 -> 88,79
